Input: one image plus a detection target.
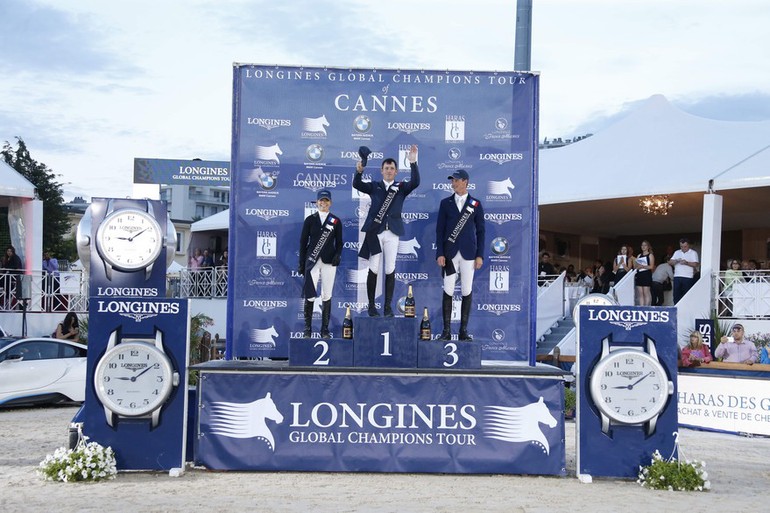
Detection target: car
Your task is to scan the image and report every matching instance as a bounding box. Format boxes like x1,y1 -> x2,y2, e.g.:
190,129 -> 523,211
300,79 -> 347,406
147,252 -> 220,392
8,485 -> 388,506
0,337 -> 88,407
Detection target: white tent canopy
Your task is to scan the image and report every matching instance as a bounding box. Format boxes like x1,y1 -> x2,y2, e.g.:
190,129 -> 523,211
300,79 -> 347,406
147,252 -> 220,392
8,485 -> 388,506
0,161 -> 36,198
191,209 -> 229,232
539,95 -> 770,205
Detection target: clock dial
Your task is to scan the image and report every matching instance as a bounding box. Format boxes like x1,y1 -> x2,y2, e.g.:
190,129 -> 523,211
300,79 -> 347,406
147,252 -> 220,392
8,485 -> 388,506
96,209 -> 163,271
590,348 -> 669,425
573,293 -> 616,321
94,341 -> 175,417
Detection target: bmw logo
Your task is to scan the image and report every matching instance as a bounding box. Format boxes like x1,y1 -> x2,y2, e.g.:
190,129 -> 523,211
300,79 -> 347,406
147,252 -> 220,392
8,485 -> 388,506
492,328 -> 505,341
259,264 -> 273,277
259,173 -> 277,191
448,147 -> 461,160
354,115 -> 371,133
306,144 -> 324,162
495,118 -> 508,130
396,296 -> 407,314
491,237 -> 509,255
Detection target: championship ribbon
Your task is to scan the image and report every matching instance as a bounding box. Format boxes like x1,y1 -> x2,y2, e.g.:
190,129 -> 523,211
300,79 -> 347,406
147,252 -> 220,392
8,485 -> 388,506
303,216 -> 338,298
358,183 -> 400,259
443,199 -> 478,277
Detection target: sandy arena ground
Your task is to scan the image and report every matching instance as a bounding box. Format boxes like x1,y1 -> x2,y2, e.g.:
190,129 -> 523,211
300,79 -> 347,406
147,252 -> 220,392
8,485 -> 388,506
0,404 -> 768,512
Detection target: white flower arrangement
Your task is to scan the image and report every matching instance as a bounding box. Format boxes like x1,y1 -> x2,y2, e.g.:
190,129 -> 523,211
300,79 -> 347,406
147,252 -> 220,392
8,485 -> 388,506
37,435 -> 117,483
637,433 -> 710,492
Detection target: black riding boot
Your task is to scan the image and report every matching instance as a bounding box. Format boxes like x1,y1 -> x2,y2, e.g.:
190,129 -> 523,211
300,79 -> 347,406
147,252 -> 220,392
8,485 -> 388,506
439,292 -> 452,340
367,271 -> 379,317
459,293 -> 473,341
384,272 -> 395,317
303,299 -> 314,338
320,300 -> 332,338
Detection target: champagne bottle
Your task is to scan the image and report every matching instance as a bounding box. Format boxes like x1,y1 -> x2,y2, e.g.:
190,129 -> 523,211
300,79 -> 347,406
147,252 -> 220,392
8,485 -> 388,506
419,307 -> 431,340
404,285 -> 416,318
342,306 -> 353,339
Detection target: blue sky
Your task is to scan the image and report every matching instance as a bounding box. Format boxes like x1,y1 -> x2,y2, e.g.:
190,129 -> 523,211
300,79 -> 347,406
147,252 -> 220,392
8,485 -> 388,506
1,0 -> 768,200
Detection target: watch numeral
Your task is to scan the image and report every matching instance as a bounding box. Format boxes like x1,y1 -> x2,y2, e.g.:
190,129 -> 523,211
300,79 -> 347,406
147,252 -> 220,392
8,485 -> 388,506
103,376 -> 110,382
613,362 -> 620,368
604,397 -> 612,403
108,363 -> 117,369
156,376 -> 164,383
604,371 -> 613,377
614,407 -> 621,413
627,409 -> 634,416
106,389 -> 114,395
641,407 -> 648,413
653,384 -> 660,390
130,402 -> 137,408
152,389 -> 160,395
600,384 -> 607,390
130,350 -> 139,357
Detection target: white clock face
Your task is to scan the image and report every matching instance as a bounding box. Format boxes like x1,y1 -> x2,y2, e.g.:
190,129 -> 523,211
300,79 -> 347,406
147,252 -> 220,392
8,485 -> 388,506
573,293 -> 616,321
94,341 -> 175,417
589,348 -> 670,425
96,209 -> 163,271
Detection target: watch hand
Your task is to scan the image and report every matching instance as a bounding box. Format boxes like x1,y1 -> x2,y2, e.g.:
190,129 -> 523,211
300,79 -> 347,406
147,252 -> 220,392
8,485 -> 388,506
133,364 -> 156,379
114,377 -> 133,381
612,385 -> 631,390
128,228 -> 149,241
629,371 -> 653,388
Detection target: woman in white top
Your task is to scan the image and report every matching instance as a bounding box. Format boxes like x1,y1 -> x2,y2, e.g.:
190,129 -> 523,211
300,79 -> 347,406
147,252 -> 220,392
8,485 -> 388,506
634,240 -> 655,306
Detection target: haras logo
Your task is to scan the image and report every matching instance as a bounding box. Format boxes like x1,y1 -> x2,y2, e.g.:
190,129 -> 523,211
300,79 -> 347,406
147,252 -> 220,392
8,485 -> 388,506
247,117 -> 291,130
479,152 -> 523,165
96,300 -> 180,322
256,232 -> 277,259
301,115 -> 329,137
445,115 -> 465,143
489,266 -> 509,293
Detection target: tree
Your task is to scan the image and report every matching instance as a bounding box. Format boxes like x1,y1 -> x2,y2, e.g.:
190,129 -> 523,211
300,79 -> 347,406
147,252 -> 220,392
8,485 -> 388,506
1,137 -> 70,257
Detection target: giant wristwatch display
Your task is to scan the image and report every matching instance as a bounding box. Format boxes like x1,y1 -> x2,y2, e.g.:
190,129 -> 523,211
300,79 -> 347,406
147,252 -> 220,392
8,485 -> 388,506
589,334 -> 674,436
93,328 -> 179,429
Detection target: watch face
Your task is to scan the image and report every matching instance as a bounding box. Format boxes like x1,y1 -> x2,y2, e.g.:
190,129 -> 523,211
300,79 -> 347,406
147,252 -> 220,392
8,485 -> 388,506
94,341 -> 175,417
573,293 -> 617,322
589,348 -> 670,425
96,208 -> 163,271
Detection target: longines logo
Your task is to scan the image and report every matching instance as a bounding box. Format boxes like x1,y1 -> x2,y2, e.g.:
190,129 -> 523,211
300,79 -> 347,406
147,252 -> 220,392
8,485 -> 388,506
343,241 -> 361,251
254,143 -> 283,165
486,178 -> 516,201
97,300 -> 180,322
338,301 -> 376,314
242,299 -> 289,312
395,272 -> 429,284
432,182 -> 476,191
96,287 -> 159,297
244,208 -> 290,221
484,213 -> 523,225
479,152 -> 523,165
247,117 -> 291,130
401,212 -> 429,224
587,308 -> 670,327
340,150 -> 384,161
387,121 -> 431,134
293,172 -> 349,192
477,303 -> 521,315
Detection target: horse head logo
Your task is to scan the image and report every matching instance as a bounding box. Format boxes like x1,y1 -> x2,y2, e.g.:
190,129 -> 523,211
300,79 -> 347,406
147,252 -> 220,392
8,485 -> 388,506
255,143 -> 283,163
250,326 -> 279,346
209,392 -> 285,451
484,397 -> 558,455
487,178 -> 516,198
346,268 -> 369,285
302,115 -> 330,135
397,238 -> 421,257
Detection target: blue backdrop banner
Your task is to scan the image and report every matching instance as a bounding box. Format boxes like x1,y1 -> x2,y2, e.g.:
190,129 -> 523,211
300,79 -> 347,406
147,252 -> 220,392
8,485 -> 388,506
227,65 -> 539,362
196,371 -> 565,474
133,158 -> 230,185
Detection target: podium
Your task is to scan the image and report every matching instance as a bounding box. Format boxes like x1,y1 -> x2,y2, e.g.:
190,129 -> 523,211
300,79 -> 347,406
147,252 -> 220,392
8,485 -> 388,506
354,317 -> 418,368
289,337 -> 354,367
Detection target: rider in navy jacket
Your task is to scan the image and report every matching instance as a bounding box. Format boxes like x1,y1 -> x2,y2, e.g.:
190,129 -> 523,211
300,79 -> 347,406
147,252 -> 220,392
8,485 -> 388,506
435,169 -> 485,340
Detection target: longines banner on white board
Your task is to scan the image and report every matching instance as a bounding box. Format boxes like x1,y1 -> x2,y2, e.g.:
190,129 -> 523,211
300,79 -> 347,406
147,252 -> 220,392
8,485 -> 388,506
227,65 -> 539,362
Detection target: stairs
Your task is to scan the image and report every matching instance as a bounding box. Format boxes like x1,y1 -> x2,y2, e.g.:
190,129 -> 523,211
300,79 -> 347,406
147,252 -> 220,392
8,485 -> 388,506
537,317 -> 575,357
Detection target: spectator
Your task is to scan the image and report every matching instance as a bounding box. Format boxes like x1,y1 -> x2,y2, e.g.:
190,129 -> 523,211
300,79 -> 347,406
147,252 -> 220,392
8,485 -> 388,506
538,252 -> 556,285
651,257 -> 674,306
634,240 -> 655,306
680,331 -> 713,367
715,324 -> 757,364
2,245 -> 23,309
188,248 -> 203,269
54,312 -> 80,342
579,266 -> 594,289
760,342 -> 770,365
592,263 -> 612,294
612,245 -> 632,283
724,258 -> 745,290
670,238 -> 699,303
217,249 -> 228,268
42,249 -> 60,312
202,249 -> 215,268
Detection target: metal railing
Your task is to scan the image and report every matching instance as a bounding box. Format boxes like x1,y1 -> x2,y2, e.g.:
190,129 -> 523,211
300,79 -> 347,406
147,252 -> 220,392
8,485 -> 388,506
714,270 -> 770,318
0,270 -> 88,313
179,267 -> 228,298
